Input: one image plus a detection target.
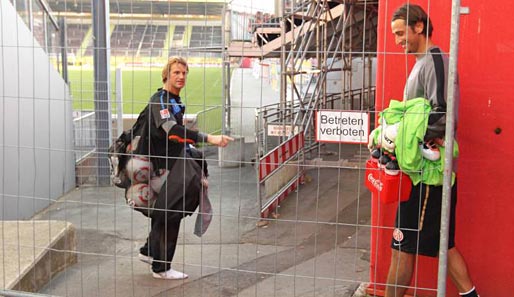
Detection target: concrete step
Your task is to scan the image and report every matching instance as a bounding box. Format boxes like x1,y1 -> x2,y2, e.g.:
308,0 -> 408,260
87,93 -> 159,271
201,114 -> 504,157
305,152 -> 369,169
0,221 -> 77,292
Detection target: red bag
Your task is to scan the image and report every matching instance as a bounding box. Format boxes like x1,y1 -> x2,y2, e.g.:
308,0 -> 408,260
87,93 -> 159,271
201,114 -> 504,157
364,159 -> 412,204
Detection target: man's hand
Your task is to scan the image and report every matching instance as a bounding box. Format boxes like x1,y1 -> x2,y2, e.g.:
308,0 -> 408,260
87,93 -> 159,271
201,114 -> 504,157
207,135 -> 234,147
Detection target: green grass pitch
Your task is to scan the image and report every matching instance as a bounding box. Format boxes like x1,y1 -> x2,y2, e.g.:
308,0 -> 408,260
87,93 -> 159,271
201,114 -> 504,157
68,66 -> 223,134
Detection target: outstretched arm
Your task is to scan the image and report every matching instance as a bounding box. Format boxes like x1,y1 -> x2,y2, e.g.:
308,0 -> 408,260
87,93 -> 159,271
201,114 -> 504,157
206,134 -> 234,147
162,121 -> 234,147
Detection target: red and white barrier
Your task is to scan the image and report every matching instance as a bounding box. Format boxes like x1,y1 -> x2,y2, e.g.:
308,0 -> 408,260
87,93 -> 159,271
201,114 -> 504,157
258,133 -> 305,218
259,133 -> 304,182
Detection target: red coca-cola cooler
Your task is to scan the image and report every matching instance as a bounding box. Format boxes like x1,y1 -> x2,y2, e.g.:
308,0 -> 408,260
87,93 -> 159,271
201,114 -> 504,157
364,159 -> 411,204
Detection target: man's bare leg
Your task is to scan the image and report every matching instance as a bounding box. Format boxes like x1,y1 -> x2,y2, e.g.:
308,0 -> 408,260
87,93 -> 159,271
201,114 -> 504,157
385,249 -> 415,297
447,247 -> 475,293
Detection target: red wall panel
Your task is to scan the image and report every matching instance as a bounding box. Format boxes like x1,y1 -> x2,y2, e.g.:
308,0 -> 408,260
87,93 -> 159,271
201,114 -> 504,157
371,0 -> 514,296
456,0 -> 514,294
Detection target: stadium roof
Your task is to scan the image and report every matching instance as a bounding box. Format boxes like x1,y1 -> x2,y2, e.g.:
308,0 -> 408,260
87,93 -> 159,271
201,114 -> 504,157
48,0 -> 227,17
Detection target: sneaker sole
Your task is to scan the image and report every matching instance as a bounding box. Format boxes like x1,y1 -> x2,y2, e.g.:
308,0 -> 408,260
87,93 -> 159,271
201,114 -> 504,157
152,272 -> 189,280
138,253 -> 153,264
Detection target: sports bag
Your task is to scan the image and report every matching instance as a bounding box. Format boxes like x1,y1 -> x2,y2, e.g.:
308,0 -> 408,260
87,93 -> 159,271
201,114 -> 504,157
108,105 -> 150,189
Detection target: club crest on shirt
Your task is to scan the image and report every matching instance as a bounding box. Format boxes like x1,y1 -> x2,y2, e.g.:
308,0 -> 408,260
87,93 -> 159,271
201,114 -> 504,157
160,108 -> 170,119
393,228 -> 404,242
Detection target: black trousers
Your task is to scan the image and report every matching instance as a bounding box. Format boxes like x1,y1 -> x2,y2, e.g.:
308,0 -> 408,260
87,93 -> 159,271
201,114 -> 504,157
147,157 -> 202,273
391,180 -> 458,257
139,216 -> 183,273
149,212 -> 184,273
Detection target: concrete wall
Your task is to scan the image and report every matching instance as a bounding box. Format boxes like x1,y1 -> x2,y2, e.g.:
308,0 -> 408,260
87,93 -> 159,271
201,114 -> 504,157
325,57 -> 377,94
230,67 -> 280,143
0,0 -> 75,219
232,57 -> 376,144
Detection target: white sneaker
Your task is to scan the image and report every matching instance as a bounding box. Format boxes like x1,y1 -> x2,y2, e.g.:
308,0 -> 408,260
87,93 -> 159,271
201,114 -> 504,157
419,141 -> 440,161
152,268 -> 188,280
138,253 -> 153,264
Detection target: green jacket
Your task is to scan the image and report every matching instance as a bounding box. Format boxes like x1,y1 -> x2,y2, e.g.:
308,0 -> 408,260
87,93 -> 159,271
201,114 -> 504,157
377,98 -> 458,185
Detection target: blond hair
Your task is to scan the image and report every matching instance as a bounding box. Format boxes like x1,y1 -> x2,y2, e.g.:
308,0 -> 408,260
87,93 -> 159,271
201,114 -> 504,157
162,56 -> 189,83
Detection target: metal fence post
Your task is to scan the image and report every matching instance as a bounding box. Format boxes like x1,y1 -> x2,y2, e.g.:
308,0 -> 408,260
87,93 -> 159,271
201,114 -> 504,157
92,0 -> 112,186
59,17 -> 68,83
437,0 -> 462,295
115,67 -> 123,137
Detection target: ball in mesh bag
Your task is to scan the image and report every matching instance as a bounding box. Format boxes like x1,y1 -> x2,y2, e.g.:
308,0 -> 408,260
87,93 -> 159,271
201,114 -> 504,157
126,156 -> 152,183
379,123 -> 398,152
150,169 -> 169,193
126,183 -> 155,208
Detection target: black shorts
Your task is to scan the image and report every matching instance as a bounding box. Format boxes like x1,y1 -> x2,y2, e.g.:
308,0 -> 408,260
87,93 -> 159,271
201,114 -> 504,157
390,180 -> 457,257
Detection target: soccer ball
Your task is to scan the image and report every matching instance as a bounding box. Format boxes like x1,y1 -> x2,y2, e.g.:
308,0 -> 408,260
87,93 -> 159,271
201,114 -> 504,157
379,123 -> 399,152
126,156 -> 152,183
150,169 -> 169,193
126,183 -> 155,208
385,123 -> 399,144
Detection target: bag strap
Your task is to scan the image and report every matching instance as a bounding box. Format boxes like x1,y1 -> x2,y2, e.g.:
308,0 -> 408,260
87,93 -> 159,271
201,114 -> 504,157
159,90 -> 191,150
159,90 -> 183,116
429,47 -> 447,109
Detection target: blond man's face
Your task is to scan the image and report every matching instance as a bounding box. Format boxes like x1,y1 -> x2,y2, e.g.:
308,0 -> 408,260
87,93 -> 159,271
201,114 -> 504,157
165,63 -> 188,94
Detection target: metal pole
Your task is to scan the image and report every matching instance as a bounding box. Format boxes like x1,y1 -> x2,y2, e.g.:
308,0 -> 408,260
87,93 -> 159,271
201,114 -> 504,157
437,0 -> 462,296
256,112 -> 262,217
274,0 -> 281,17
279,3 -> 287,143
222,3 -> 231,134
59,17 -> 68,84
92,0 -> 112,186
115,67 -> 123,137
225,61 -> 231,133
28,0 -> 34,32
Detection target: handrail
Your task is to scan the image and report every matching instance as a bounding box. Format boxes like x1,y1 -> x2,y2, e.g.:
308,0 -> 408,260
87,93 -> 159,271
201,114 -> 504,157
37,0 -> 59,30
255,87 -> 375,155
14,0 -> 68,81
257,87 -> 375,123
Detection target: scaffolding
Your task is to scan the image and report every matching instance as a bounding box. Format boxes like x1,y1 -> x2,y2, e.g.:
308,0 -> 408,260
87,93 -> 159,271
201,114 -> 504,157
227,0 -> 378,217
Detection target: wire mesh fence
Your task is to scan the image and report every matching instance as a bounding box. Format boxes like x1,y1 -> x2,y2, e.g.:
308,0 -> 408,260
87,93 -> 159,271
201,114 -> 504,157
1,0 -> 491,296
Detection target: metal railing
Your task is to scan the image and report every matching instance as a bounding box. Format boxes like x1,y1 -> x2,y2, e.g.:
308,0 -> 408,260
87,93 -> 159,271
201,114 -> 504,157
196,105 -> 223,135
72,104 -> 223,164
255,87 -> 375,155
72,111 -> 97,162
9,0 -> 67,81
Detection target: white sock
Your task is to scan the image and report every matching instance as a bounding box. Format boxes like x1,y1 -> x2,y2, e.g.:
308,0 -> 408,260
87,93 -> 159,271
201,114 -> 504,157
459,286 -> 477,296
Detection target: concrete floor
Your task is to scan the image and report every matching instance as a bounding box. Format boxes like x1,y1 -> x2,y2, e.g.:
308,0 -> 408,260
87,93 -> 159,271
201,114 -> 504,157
3,68 -> 375,296
24,143 -> 373,297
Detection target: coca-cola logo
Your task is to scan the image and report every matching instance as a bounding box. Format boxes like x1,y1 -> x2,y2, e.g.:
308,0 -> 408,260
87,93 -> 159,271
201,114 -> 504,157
367,173 -> 383,191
